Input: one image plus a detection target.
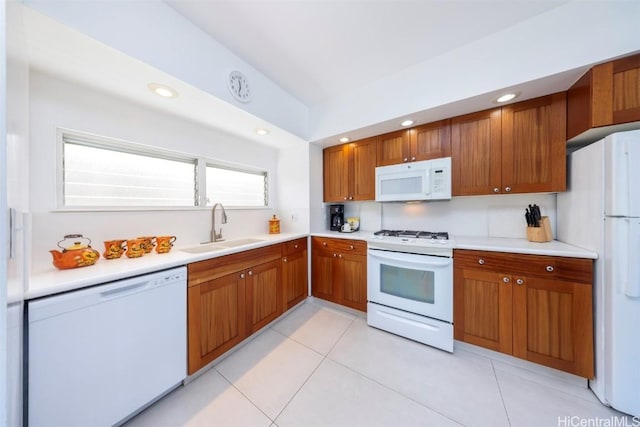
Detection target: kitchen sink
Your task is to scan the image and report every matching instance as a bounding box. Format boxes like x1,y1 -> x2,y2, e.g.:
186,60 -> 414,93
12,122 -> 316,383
180,238 -> 266,254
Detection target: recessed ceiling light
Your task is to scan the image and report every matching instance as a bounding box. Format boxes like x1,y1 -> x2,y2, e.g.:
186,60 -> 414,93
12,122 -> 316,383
496,92 -> 520,103
339,137 -> 350,143
148,83 -> 178,98
401,120 -> 414,127
256,128 -> 269,136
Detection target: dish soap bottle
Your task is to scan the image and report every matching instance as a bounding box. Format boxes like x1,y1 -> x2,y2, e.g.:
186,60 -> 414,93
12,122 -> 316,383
269,214 -> 280,234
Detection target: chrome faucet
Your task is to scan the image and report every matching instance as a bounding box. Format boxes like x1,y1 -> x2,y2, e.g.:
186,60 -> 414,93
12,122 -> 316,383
211,202 -> 228,242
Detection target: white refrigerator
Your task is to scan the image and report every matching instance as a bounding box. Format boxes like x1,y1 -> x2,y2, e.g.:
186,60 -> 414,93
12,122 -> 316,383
557,129 -> 640,417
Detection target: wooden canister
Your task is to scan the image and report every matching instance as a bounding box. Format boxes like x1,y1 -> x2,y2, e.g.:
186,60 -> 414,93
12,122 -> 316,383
269,214 -> 280,234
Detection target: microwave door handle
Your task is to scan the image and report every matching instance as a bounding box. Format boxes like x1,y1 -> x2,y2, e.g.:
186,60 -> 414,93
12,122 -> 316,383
369,249 -> 451,267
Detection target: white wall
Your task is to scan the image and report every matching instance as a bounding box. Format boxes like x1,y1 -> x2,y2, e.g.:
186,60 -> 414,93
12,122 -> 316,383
309,1 -> 640,141
29,71 -> 291,274
276,142 -> 311,235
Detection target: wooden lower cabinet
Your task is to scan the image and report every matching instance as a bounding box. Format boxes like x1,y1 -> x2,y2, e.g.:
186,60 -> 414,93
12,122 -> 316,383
187,243 -> 284,374
311,237 -> 367,312
454,249 -> 594,378
282,238 -> 308,310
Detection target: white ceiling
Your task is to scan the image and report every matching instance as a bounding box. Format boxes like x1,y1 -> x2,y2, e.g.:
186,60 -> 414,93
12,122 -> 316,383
165,0 -> 571,106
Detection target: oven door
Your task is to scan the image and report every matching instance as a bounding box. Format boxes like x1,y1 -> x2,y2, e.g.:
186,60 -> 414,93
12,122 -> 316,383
367,248 -> 452,322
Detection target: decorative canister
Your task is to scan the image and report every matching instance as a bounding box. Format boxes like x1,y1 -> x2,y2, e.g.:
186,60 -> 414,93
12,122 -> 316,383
269,214 -> 280,234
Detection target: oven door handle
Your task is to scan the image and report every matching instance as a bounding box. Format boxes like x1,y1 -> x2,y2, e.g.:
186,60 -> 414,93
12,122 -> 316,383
368,249 -> 452,267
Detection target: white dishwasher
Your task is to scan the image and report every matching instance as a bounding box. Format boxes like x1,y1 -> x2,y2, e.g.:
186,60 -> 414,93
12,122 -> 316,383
27,266 -> 187,427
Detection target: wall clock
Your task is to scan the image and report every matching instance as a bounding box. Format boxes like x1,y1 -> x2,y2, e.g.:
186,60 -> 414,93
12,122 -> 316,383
227,70 -> 252,103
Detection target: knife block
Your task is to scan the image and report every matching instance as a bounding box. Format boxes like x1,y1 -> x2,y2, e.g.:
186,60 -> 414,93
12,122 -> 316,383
526,216 -> 553,242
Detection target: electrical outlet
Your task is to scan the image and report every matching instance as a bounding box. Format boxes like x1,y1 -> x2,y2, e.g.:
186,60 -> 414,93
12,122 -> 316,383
291,213 -> 298,222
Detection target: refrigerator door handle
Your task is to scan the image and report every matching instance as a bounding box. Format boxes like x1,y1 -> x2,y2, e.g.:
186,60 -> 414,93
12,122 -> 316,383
624,218 -> 640,298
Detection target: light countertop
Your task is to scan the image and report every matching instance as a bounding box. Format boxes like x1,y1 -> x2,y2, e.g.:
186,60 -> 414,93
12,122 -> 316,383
22,231 -> 597,302
26,233 -> 307,301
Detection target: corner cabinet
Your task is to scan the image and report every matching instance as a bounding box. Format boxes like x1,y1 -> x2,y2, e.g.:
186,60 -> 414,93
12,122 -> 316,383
568,53 -> 640,140
453,249 -> 594,378
311,237 -> 367,312
323,137 -> 377,202
282,238 -> 308,311
187,244 -> 283,374
452,93 -> 567,196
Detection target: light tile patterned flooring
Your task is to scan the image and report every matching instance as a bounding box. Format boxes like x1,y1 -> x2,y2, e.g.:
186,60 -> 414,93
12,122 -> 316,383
125,300 -> 632,427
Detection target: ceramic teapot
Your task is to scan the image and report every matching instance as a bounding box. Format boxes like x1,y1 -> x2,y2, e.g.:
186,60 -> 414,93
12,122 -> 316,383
50,234 -> 100,270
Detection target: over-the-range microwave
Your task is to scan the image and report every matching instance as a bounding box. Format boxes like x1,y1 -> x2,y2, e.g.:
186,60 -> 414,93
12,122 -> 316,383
375,157 -> 451,202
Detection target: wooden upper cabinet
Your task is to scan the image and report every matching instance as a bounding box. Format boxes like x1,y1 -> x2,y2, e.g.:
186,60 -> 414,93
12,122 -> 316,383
378,121 -> 451,166
451,108 -> 502,196
323,144 -> 350,202
568,53 -> 640,140
377,130 -> 410,166
350,137 -> 377,201
409,120 -> 451,162
501,93 -> 566,193
323,137 -> 376,202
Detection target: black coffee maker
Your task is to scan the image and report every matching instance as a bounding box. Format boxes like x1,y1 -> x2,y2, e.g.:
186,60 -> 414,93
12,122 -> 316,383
329,204 -> 345,231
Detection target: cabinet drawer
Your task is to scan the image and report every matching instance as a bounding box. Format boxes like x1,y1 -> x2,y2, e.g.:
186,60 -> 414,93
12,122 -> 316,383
312,237 -> 367,256
453,249 -> 593,284
283,238 -> 307,255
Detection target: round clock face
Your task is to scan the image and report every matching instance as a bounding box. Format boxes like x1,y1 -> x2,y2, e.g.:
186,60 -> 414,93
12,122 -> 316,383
227,70 -> 251,103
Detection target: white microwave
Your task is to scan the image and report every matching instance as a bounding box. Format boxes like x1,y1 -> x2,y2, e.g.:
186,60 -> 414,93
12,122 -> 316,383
375,157 -> 451,202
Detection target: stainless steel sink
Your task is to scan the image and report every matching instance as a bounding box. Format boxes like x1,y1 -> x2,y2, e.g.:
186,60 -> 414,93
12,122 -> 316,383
180,238 -> 266,254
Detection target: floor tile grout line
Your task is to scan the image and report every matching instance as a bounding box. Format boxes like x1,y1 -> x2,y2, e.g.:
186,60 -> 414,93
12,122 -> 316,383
270,314 -> 358,424
491,359 -> 513,427
212,365 -> 277,425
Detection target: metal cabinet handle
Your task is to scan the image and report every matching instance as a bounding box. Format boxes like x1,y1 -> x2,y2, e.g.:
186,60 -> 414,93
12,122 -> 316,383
516,279 -> 524,285
546,265 -> 554,272
343,197 -> 348,200
248,270 -> 253,276
283,257 -> 288,263
338,254 -> 343,259
505,186 -> 512,192
294,244 -> 298,249
403,158 -> 408,162
478,259 -> 485,265
349,196 -> 354,200
411,156 -> 416,161
493,187 -> 500,193
349,245 -> 354,250
323,242 -> 327,246
503,277 -> 510,283
333,253 -> 337,257
240,273 -> 245,279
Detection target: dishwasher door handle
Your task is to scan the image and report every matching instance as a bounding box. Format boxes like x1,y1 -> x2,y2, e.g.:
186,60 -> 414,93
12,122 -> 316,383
100,282 -> 149,299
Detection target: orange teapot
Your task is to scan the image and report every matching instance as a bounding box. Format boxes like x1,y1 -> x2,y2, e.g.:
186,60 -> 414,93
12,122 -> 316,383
50,234 -> 100,270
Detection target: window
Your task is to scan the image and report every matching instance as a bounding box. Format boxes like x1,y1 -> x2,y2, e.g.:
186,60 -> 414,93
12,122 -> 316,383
59,130 -> 269,209
206,165 -> 267,207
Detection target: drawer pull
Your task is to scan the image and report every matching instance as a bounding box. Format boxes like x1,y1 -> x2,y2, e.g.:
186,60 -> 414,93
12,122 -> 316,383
240,273 -> 245,279
283,257 -> 288,263
503,277 -> 510,283
323,242 -> 327,246
294,244 -> 298,249
338,254 -> 343,259
349,245 -> 354,250
248,270 -> 253,276
478,259 -> 485,265
546,265 -> 554,272
333,253 -> 337,258
516,279 -> 524,285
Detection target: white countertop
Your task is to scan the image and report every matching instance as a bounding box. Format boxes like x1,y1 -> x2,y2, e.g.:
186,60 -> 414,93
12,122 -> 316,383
310,231 -> 597,259
22,231 -> 597,302
25,232 -> 307,301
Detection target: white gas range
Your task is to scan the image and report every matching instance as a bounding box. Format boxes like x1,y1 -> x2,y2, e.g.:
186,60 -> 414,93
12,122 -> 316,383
366,230 -> 454,352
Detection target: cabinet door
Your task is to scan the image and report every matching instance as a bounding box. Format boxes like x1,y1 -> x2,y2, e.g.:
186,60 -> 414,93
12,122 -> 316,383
453,266 -> 512,354
610,55 -> 640,124
351,137 -> 377,201
377,130 -> 410,166
323,144 -> 349,202
409,120 -> 451,161
512,276 -> 594,378
188,272 -> 246,374
246,259 -> 282,334
451,108 -> 502,196
501,93 -> 566,194
283,247 -> 308,310
338,252 -> 367,312
311,247 -> 339,304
